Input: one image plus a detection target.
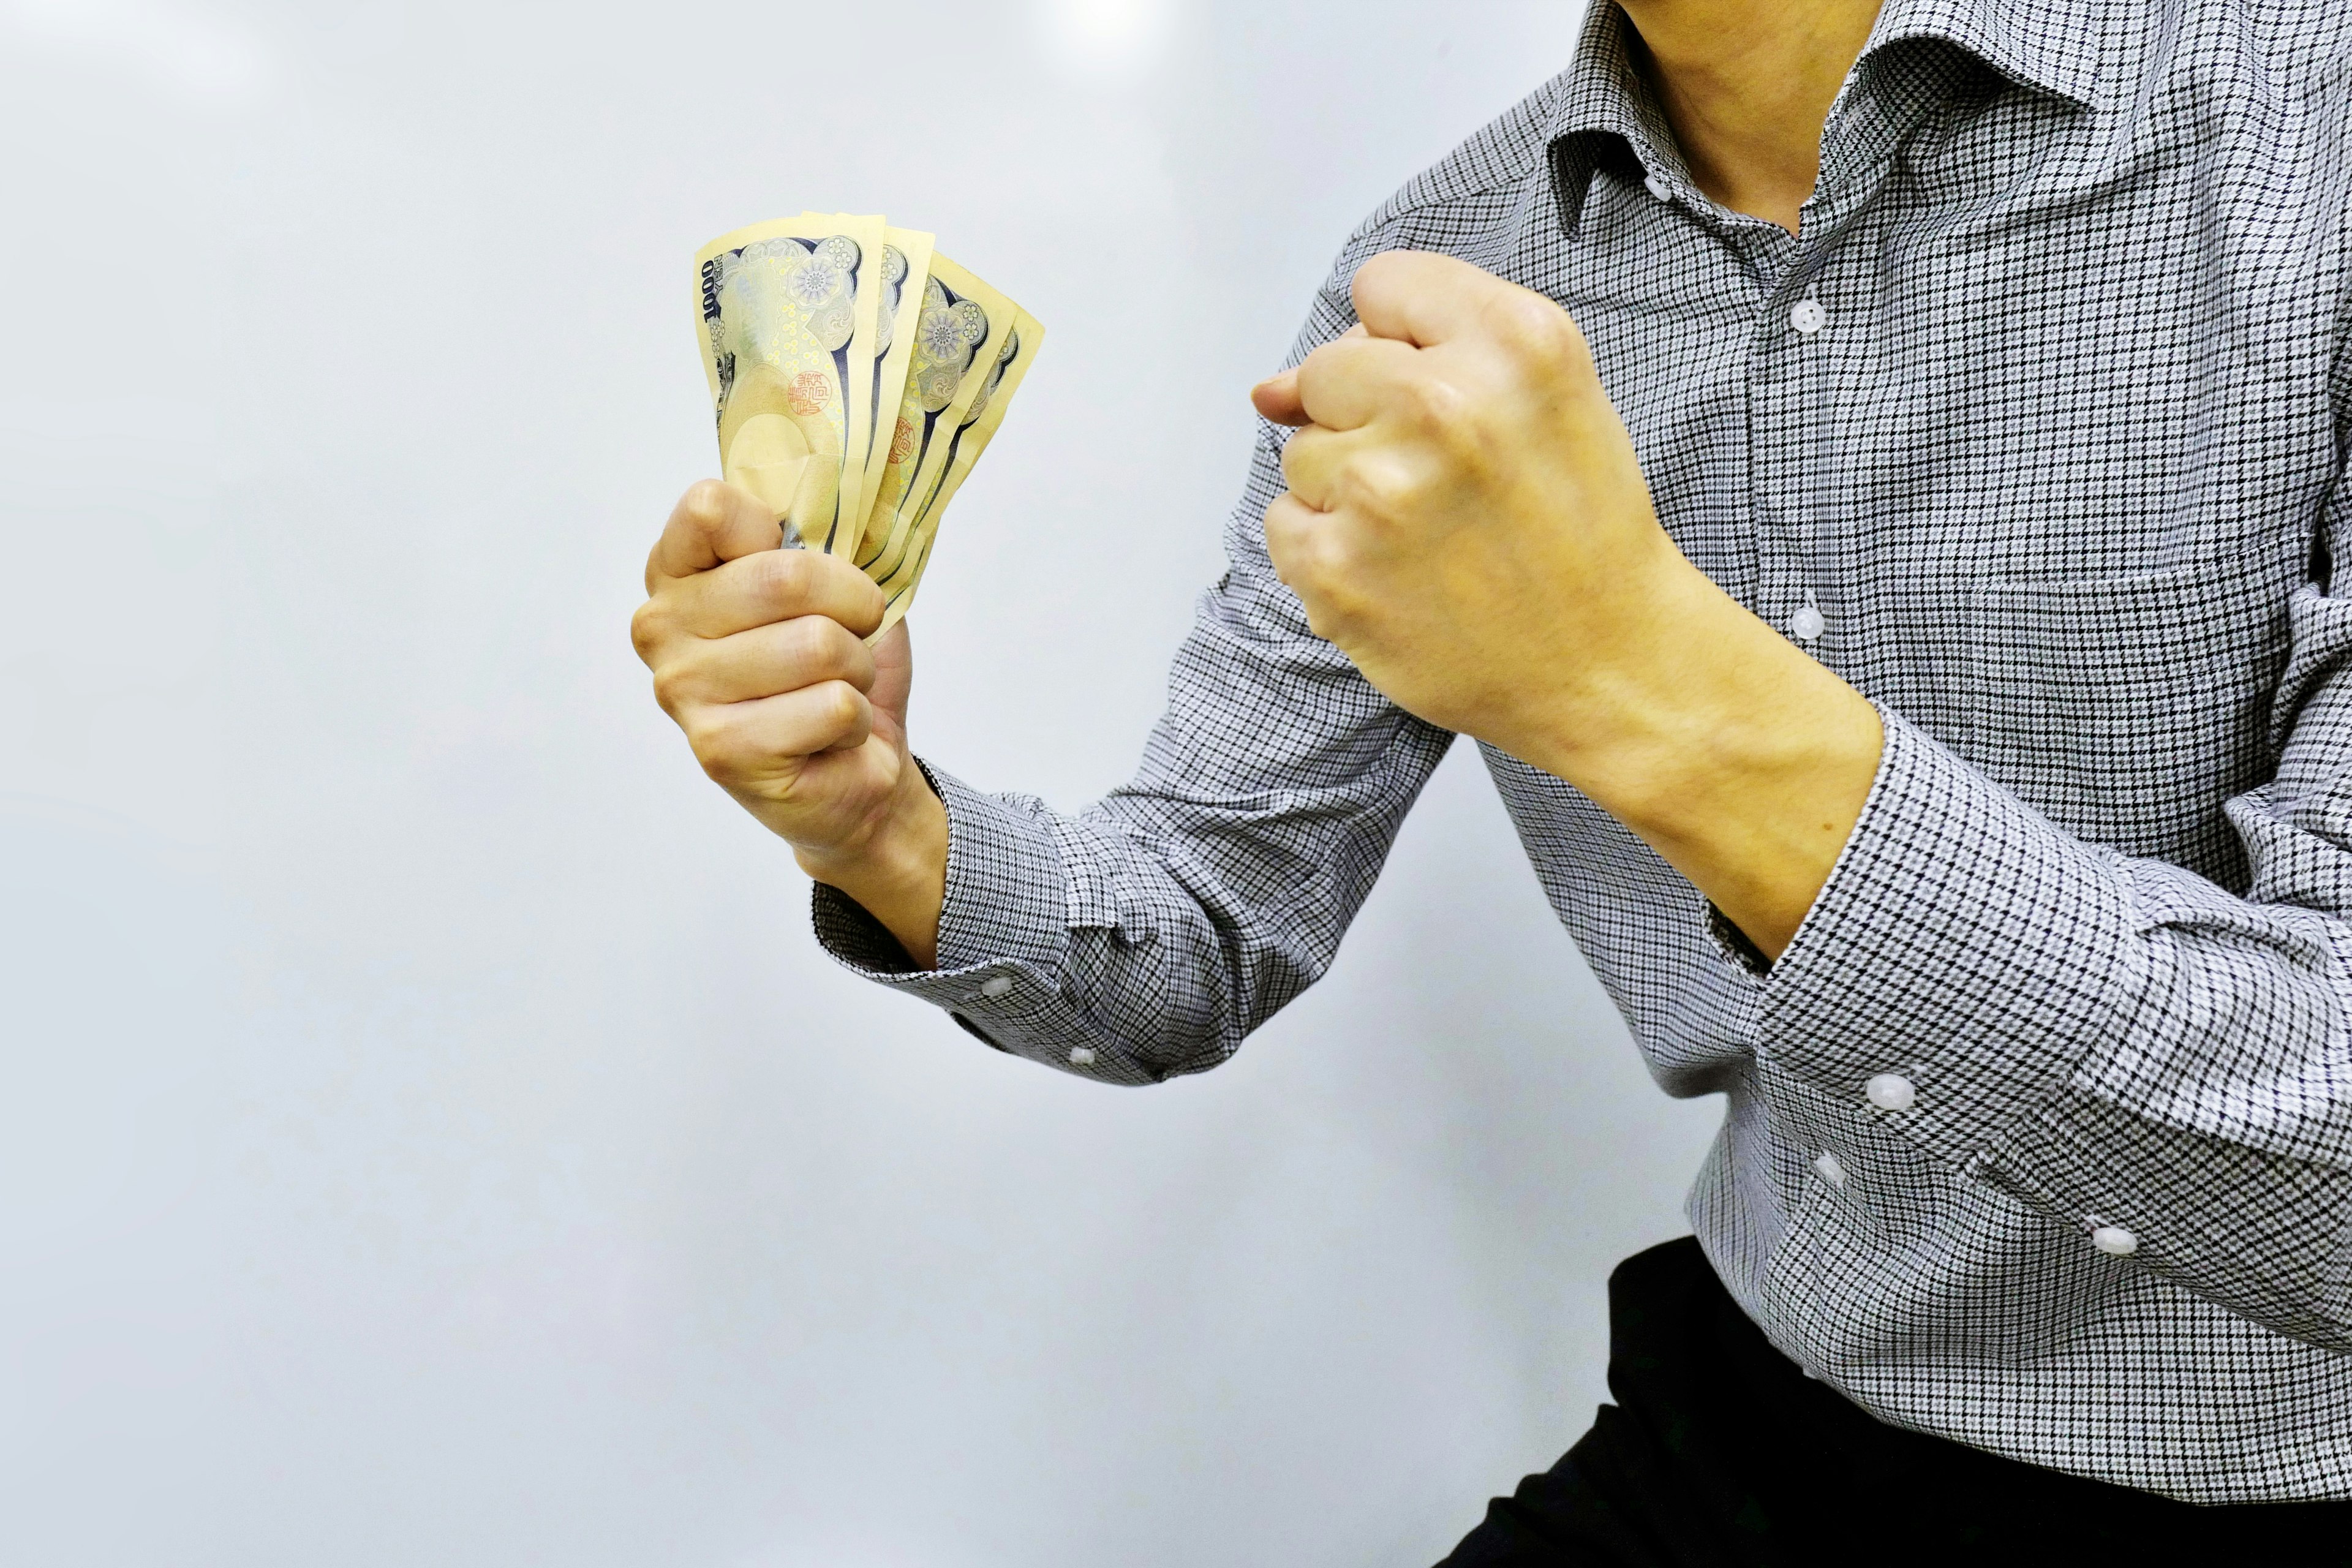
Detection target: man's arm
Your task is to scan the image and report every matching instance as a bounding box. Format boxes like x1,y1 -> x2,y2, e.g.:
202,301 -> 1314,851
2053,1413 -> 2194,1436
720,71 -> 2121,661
1258,248 -> 2352,1351
630,478 -> 949,968
638,219 -> 1463,1084
802,402 -> 1459,1084
1253,253 -> 1882,960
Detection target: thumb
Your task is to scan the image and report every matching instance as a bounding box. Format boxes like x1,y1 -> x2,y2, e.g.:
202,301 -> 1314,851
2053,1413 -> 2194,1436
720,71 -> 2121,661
1251,368 -> 1309,427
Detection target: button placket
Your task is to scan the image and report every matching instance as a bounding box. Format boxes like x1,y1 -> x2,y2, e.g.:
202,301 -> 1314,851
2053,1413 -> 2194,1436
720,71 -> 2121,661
1746,313 -> 1816,656
1784,276 -> 1831,644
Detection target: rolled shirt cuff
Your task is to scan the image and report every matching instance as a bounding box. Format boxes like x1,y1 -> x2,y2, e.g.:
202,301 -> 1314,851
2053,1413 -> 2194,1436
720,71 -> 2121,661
1749,705 -> 2143,1167
810,761 -> 1149,1083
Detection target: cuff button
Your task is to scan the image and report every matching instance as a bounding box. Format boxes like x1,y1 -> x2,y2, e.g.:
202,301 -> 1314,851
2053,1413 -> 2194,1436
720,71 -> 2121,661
2090,1224 -> 2139,1257
1864,1073 -> 1916,1112
1069,1046 -> 1097,1067
979,975 -> 1014,1000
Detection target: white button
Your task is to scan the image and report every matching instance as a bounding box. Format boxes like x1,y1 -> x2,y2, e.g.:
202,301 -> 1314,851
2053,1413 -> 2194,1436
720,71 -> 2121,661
979,975 -> 1013,999
1790,603 -> 1825,642
1644,172 -> 1672,202
1069,1046 -> 1097,1067
2090,1224 -> 2139,1257
1864,1072 -> 1917,1112
1790,298 -> 1826,335
1813,1152 -> 1847,1188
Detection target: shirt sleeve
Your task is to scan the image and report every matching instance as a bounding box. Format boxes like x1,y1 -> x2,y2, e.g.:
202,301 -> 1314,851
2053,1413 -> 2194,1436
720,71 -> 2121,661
1752,118 -> 2352,1352
1757,533 -> 2352,1353
810,219 -> 1457,1085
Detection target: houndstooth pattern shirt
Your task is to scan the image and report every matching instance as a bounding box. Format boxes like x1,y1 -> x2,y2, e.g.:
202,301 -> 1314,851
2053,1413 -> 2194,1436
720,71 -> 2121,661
816,0 -> 2352,1502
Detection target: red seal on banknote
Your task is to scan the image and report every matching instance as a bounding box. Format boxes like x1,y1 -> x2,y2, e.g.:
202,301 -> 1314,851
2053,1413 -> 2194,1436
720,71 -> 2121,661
787,372 -> 834,417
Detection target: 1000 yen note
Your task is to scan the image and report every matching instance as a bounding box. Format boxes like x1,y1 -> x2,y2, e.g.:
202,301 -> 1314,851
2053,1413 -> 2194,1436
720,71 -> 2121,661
856,250 -> 1021,575
872,306 -> 1046,632
694,212 -> 886,554
855,251 -> 1009,568
846,226 -> 935,560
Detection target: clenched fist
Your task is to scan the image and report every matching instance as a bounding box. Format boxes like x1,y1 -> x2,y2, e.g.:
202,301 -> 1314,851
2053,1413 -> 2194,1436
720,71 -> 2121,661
1252,250 -> 1702,769
1251,251 -> 1881,956
631,480 -> 947,965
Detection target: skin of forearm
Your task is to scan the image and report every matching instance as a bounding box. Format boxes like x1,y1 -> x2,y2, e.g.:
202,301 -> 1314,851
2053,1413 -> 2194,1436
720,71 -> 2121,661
797,771 -> 949,970
1518,564 -> 1884,959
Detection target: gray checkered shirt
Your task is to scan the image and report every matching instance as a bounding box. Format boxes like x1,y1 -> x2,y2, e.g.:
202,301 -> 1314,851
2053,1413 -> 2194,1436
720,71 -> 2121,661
816,0 -> 2352,1502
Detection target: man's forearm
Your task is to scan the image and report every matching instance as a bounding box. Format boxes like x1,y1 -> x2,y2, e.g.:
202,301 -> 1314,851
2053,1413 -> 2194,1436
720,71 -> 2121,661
1527,568 -> 1885,961
798,777 -> 950,970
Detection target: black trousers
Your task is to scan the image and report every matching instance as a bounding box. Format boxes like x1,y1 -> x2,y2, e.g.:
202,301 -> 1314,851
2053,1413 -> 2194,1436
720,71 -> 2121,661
1435,1238 -> 2352,1567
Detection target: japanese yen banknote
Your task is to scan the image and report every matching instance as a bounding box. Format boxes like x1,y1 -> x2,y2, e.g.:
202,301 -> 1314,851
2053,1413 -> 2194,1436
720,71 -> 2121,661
694,214 -> 1044,633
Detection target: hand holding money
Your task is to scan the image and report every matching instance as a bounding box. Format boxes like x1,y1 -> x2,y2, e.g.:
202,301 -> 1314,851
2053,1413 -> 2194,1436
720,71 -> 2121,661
625,211 -> 1037,966
693,213 -> 1044,635
631,479 -> 949,967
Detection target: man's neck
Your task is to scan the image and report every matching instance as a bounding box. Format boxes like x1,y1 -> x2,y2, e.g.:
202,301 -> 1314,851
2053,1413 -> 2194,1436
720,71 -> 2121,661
1616,0 -> 1886,233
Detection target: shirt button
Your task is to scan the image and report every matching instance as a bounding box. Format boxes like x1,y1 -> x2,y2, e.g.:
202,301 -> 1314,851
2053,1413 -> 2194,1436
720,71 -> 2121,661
1812,1151 -> 1847,1187
979,975 -> 1013,1000
1644,172 -> 1672,202
1069,1046 -> 1097,1067
1864,1073 -> 1916,1112
1789,603 -> 1825,642
2091,1224 -> 2139,1257
1790,298 -> 1826,335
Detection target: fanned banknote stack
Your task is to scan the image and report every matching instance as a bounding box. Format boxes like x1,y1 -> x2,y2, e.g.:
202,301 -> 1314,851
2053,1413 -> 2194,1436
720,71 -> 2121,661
694,213 -> 1043,634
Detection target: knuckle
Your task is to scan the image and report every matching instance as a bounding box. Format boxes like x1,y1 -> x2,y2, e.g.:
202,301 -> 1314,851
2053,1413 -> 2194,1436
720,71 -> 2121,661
822,679 -> 865,730
750,546 -> 813,605
1401,372 -> 1464,427
1281,525 -> 1344,599
684,714 -> 742,781
1262,502 -> 1308,580
815,612 -> 864,670
1278,447 -> 1313,499
628,598 -> 668,662
1346,453 -> 1420,515
650,660 -> 693,714
1355,251 -> 1408,295
1299,581 -> 1360,646
1502,296 -> 1585,368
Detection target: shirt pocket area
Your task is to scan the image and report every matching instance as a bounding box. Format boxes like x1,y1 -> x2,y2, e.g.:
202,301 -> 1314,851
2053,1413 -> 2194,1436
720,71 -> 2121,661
1964,554 -> 2292,885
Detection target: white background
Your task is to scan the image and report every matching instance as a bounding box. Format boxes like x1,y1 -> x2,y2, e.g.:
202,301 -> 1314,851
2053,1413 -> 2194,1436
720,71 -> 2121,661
0,0 -> 1722,1561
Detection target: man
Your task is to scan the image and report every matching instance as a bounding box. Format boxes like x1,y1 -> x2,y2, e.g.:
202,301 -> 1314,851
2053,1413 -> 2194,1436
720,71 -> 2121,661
631,0 -> 2352,1558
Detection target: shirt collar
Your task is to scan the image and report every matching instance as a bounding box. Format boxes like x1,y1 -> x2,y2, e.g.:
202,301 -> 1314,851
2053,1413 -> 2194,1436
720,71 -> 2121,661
1861,0 -> 2106,112
1543,0 -> 2105,234
1545,1 -> 1678,176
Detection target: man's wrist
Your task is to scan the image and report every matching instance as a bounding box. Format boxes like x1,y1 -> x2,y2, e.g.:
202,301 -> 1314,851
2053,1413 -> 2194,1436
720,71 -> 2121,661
796,765 -> 949,968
